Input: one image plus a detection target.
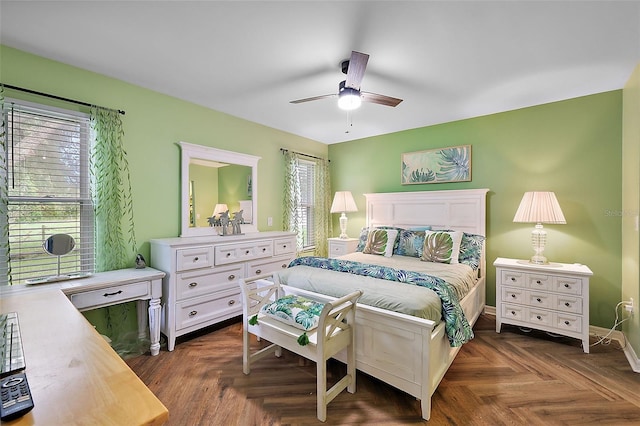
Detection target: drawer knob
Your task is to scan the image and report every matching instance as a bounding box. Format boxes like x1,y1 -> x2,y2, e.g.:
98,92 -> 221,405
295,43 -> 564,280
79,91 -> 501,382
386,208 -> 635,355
227,253 -> 231,257
536,298 -> 542,303
103,290 -> 123,297
281,264 -> 287,268
565,302 -> 570,307
246,250 -> 250,254
228,274 -> 236,280
255,269 -> 262,274
189,282 -> 198,288
262,248 -> 266,252
536,315 -> 542,320
511,277 -> 516,281
511,294 -> 516,298
189,310 -> 198,317
511,311 -> 516,315
228,300 -> 236,306
283,245 -> 287,248
194,256 -> 199,262
564,320 -> 570,325
564,283 -> 570,288
536,280 -> 541,284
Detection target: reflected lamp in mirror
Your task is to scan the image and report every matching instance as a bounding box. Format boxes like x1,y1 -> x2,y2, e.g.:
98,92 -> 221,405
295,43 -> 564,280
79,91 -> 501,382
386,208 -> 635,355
330,191 -> 358,239
212,203 -> 229,217
513,191 -> 566,265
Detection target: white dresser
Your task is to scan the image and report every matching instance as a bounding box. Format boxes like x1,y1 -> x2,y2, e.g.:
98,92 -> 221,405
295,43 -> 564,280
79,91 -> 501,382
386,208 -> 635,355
150,231 -> 296,351
494,257 -> 593,353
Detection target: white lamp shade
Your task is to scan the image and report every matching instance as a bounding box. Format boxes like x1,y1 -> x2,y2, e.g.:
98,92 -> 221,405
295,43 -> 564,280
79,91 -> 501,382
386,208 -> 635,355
212,203 -> 229,216
513,192 -> 566,224
330,191 -> 358,213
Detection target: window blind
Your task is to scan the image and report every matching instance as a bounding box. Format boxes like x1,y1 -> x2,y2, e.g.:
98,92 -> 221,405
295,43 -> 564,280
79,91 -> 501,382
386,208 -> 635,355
4,101 -> 94,284
298,160 -> 315,249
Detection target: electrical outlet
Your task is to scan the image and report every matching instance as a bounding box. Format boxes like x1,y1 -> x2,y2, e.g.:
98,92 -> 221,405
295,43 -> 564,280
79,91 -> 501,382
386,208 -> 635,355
624,298 -> 634,315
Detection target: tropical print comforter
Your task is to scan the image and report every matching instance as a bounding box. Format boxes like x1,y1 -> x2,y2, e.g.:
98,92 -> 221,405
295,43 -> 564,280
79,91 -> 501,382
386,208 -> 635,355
282,256 -> 474,347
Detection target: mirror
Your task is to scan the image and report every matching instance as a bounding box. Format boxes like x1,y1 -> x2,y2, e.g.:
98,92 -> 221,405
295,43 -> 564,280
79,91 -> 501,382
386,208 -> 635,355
25,234 -> 91,284
179,141 -> 260,237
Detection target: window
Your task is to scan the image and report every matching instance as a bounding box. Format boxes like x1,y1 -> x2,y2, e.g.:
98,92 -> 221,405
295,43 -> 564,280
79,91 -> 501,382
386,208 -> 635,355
297,159 -> 316,249
3,100 -> 94,284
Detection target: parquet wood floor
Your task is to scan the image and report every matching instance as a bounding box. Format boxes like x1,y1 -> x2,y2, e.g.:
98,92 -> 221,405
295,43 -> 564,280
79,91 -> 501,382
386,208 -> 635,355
126,315 -> 640,425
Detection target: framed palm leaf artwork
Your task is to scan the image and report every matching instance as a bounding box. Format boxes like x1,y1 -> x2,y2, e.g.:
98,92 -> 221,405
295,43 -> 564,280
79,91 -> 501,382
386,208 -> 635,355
401,145 -> 471,185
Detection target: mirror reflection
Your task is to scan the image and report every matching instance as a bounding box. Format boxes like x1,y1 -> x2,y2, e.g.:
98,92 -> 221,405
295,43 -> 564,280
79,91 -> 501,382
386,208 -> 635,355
179,141 -> 260,237
25,234 -> 91,284
189,160 -> 253,228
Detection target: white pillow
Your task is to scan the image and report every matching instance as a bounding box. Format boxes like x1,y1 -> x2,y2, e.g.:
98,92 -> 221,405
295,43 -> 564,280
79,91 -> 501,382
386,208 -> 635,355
363,228 -> 399,257
420,230 -> 463,264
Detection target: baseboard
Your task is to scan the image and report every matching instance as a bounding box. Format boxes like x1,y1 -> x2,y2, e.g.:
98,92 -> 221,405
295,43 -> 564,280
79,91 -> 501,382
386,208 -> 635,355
482,306 -> 639,373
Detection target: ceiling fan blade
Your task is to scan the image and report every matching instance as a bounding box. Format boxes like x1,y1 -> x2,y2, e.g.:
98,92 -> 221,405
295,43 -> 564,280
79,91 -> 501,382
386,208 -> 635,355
361,91 -> 403,107
289,93 -> 337,104
345,51 -> 369,90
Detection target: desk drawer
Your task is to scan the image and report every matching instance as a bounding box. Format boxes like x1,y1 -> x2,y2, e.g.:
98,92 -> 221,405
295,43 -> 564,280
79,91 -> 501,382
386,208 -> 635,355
70,281 -> 150,311
175,290 -> 242,331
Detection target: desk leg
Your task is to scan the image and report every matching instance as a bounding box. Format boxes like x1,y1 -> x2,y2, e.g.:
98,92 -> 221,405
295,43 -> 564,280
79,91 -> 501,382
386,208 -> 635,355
148,298 -> 161,356
136,300 -> 148,340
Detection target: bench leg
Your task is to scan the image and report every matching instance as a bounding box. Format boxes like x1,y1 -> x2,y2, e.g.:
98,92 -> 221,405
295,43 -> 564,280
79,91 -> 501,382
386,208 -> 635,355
346,341 -> 356,394
317,359 -> 327,422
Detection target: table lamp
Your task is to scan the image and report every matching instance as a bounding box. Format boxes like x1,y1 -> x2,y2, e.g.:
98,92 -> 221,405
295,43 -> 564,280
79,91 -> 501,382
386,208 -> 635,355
330,191 -> 358,239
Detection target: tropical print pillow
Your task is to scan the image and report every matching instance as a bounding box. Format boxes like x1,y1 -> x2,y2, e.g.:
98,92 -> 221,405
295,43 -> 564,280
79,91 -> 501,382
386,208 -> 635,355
420,230 -> 462,264
458,232 -> 485,270
395,229 -> 426,257
356,226 -> 404,253
260,294 -> 325,331
363,229 -> 399,257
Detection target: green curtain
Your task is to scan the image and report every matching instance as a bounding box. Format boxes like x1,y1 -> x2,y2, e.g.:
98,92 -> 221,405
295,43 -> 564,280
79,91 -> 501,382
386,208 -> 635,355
0,86 -> 8,284
312,157 -> 331,257
283,151 -> 303,254
282,151 -> 332,257
88,106 -> 142,356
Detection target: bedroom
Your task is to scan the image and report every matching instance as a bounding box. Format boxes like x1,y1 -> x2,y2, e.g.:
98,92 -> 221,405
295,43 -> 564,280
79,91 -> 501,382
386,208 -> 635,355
1,1 -> 639,424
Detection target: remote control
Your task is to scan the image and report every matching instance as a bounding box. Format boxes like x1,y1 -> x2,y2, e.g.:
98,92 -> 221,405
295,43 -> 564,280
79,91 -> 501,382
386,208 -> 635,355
1,372 -> 34,421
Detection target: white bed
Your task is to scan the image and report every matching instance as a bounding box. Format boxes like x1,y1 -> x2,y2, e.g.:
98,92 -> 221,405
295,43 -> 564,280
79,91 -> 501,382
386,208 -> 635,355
277,188 -> 489,420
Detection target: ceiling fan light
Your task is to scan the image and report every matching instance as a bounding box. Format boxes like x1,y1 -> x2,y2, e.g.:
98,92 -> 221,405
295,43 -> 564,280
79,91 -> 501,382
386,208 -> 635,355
338,88 -> 362,110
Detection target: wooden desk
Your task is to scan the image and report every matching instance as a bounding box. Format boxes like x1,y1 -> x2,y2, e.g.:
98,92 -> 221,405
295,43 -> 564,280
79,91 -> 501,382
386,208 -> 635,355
1,268 -> 165,356
0,290 -> 168,425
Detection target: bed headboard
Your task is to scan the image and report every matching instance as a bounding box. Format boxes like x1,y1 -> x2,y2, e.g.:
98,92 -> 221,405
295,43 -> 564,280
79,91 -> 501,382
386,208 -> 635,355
364,188 -> 490,276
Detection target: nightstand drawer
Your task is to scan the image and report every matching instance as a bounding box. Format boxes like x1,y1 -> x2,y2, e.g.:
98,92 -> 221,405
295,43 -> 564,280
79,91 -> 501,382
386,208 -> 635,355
553,276 -> 582,295
527,274 -> 552,291
555,313 -> 583,333
527,309 -> 553,327
501,270 -> 526,287
527,291 -> 553,309
502,304 -> 525,321
555,294 -> 582,314
502,287 -> 525,304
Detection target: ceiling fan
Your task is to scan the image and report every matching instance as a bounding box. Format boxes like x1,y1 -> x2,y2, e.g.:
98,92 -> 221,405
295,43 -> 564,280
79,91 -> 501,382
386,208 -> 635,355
290,51 -> 403,111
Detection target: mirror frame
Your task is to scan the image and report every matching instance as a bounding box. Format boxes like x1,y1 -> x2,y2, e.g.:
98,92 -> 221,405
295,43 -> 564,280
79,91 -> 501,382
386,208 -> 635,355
179,141 -> 260,237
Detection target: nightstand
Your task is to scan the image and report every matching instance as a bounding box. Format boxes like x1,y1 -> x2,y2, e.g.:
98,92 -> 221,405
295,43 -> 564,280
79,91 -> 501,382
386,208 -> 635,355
493,257 -> 593,353
328,237 -> 359,258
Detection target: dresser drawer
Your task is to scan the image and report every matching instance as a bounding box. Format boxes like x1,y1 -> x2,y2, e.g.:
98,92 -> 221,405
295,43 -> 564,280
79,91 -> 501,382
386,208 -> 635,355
274,237 -> 296,256
71,281 -> 150,311
176,246 -> 214,271
552,276 -> 582,295
175,290 -> 242,331
501,270 -> 526,287
176,264 -> 245,301
247,255 -> 293,276
214,241 -> 273,265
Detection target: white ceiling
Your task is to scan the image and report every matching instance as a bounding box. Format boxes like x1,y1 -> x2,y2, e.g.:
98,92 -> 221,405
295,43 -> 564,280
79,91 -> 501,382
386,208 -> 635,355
1,1 -> 639,144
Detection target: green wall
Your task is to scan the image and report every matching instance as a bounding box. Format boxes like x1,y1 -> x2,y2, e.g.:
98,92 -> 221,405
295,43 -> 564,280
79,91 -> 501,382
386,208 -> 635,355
329,92 -> 623,329
1,45 -> 328,261
622,63 -> 640,358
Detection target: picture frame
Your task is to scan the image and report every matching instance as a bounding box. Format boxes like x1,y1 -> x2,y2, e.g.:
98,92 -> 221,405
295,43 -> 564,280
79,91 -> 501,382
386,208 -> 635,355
401,145 -> 471,185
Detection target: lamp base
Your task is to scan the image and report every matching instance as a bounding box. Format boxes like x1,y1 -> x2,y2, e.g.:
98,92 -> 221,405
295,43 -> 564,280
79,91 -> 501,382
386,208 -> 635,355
339,212 -> 349,239
529,255 -> 548,265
